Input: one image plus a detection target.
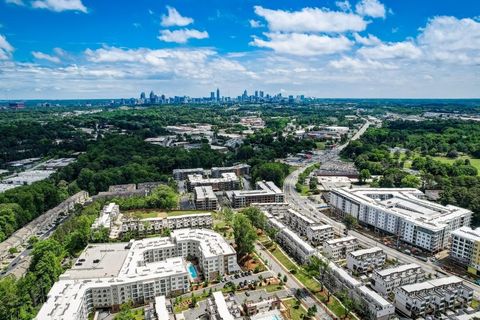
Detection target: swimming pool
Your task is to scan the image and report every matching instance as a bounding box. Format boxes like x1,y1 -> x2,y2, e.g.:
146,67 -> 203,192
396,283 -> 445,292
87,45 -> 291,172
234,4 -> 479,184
188,263 -> 198,279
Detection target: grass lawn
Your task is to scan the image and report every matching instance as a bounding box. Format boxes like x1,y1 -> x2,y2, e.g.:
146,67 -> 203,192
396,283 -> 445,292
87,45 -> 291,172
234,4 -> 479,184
283,298 -> 308,320
316,142 -> 326,150
433,156 -> 480,175
298,184 -> 310,196
471,299 -> 480,309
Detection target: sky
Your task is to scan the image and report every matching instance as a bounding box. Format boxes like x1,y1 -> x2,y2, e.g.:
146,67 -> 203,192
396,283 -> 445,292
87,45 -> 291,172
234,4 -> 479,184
0,0 -> 479,99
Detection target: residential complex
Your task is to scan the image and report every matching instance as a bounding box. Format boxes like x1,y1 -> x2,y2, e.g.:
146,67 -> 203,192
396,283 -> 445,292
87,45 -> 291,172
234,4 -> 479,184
371,263 -> 425,296
121,213 -> 213,236
328,188 -> 472,252
284,208 -> 334,245
450,227 -> 480,275
394,276 -> 474,318
227,181 -> 284,208
173,168 -> 204,181
346,247 -> 386,274
187,172 -> 240,192
194,186 -> 218,210
323,235 -> 359,260
267,216 -> 316,264
172,164 -> 250,181
36,229 -> 237,320
91,203 -> 122,238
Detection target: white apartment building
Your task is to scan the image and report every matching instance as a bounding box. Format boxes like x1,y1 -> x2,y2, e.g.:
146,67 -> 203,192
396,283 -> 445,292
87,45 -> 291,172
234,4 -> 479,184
347,247 -> 386,274
450,227 -> 480,275
268,217 -> 316,264
227,181 -> 284,208
371,263 -> 425,296
328,188 -> 472,252
187,172 -> 240,192
36,229 -> 237,320
91,203 -> 122,239
327,262 -> 394,320
306,224 -> 335,245
194,186 -> 218,210
323,236 -> 359,260
394,276 -> 474,318
283,208 -> 334,245
121,213 -> 213,237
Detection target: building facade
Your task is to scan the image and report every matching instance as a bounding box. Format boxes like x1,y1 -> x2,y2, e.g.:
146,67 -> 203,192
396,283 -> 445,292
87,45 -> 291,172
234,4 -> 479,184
371,263 -> 425,296
228,181 -> 284,208
450,227 -> 480,275
346,247 -> 386,274
194,186 -> 218,210
323,236 -> 359,260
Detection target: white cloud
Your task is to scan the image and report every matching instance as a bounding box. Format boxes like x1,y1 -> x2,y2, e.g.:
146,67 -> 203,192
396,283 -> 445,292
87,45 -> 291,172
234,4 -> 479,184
5,0 -> 25,6
31,0 -> 87,13
161,6 -> 193,27
0,34 -> 14,60
355,0 -> 386,19
253,6 -> 367,33
353,33 -> 381,46
358,41 -> 421,60
329,56 -> 397,71
158,29 -> 208,43
249,19 -> 264,28
32,51 -> 61,63
335,1 -> 351,12
417,16 -> 480,64
251,33 -> 353,56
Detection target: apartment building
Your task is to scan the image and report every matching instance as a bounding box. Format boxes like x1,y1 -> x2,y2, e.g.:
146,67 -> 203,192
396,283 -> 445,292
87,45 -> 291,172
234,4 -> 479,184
328,188 -> 472,252
36,229 -> 237,320
346,247 -> 386,274
121,213 -> 213,236
227,181 -> 284,208
450,227 -> 480,275
194,186 -> 218,210
327,262 -> 394,320
172,168 -> 204,180
323,236 -> 359,260
268,218 -> 316,264
211,164 -> 250,178
357,285 -> 396,320
394,276 -> 474,318
207,291 -> 236,320
281,208 -> 334,245
91,203 -> 122,239
371,263 -> 425,296
187,172 -> 240,192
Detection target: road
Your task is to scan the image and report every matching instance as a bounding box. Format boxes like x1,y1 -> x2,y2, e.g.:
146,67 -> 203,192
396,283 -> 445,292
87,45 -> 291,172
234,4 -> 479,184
255,243 -> 334,320
282,120 -> 480,298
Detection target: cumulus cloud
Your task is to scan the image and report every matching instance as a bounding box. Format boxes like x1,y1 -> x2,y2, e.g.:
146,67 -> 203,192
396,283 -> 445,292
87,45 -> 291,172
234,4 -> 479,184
5,0 -> 25,6
161,6 -> 193,27
358,41 -> 421,60
335,1 -> 351,12
31,0 -> 87,13
418,16 -> 480,64
0,34 -> 14,60
32,51 -> 61,63
249,19 -> 264,28
251,33 -> 353,56
329,56 -> 397,71
253,6 -> 367,33
355,0 -> 386,19
158,29 -> 208,43
353,33 -> 381,46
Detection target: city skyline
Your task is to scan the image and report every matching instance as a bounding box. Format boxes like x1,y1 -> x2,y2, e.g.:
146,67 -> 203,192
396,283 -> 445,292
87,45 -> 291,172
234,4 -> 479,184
0,0 -> 479,99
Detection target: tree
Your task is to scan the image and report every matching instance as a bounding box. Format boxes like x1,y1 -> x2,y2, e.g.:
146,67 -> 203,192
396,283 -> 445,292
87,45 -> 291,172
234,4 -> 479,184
359,169 -> 371,184
343,215 -> 357,231
400,174 -> 421,188
252,162 -> 289,187
233,214 -> 257,258
114,302 -> 136,320
241,207 -> 266,230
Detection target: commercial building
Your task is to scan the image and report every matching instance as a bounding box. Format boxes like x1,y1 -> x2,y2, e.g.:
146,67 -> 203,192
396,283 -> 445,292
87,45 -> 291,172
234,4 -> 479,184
371,263 -> 425,296
394,276 -> 473,318
346,247 -> 386,274
194,186 -> 218,210
121,213 -> 213,237
328,188 -> 472,252
268,218 -> 316,264
36,229 -> 237,320
227,181 -> 284,208
450,227 -> 480,275
323,236 -> 359,260
187,172 -> 240,192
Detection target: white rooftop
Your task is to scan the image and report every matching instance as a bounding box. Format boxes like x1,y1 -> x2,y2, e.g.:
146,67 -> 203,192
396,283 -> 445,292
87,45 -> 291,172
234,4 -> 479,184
451,226 -> 480,242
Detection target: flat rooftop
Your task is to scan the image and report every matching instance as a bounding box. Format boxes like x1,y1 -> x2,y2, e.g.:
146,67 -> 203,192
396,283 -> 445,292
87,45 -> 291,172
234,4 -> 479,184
349,247 -> 383,257
451,226 -> 480,242
376,263 -> 421,277
194,186 -> 216,199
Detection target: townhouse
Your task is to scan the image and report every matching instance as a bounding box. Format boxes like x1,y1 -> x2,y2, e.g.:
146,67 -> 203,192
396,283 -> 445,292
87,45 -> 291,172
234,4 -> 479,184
371,263 -> 425,296
323,236 -> 359,260
346,247 -> 386,274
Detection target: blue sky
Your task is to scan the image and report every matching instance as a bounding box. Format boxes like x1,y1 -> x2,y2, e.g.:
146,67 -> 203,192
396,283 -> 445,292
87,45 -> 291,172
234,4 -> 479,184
0,0 -> 479,99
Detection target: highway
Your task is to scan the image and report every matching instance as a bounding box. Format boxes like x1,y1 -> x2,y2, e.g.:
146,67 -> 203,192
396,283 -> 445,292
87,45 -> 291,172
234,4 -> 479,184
282,120 -> 480,298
